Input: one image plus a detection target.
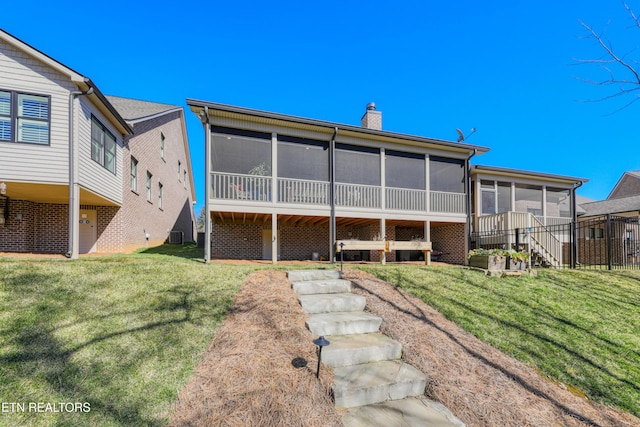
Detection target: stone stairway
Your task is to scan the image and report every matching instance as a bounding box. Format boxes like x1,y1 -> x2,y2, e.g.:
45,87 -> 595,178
288,269 -> 465,427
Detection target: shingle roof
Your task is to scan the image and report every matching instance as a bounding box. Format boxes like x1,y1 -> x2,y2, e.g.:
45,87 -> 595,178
580,194 -> 640,217
106,96 -> 180,122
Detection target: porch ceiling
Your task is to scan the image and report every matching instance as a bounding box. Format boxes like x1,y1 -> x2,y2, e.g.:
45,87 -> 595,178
0,181 -> 120,206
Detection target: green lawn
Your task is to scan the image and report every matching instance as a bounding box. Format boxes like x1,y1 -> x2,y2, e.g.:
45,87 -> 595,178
356,265 -> 640,417
2,249 -> 639,425
0,245 -> 259,426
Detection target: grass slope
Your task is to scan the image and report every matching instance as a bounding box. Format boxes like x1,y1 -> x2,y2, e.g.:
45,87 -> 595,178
356,265 -> 640,417
0,245 -> 258,426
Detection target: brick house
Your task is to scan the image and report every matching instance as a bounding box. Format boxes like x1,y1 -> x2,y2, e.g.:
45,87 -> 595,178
189,100 -> 588,265
189,100 -> 490,264
576,171 -> 640,267
0,30 -> 195,257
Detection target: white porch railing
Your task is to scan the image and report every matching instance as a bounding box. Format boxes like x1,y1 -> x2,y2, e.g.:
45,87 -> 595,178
211,172 -> 468,215
212,172 -> 272,201
335,183 -> 381,209
278,178 -> 329,205
477,212 -> 563,267
386,188 -> 427,211
430,191 -> 466,214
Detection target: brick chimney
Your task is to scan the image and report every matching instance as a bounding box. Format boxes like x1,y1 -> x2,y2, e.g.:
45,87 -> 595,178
361,102 -> 382,130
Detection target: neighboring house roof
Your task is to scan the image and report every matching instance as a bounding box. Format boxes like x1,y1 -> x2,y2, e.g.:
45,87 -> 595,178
575,195 -> 594,215
106,96 -> 182,123
471,165 -> 588,186
187,99 -> 491,156
607,170 -> 640,200
580,194 -> 640,218
0,29 -> 132,135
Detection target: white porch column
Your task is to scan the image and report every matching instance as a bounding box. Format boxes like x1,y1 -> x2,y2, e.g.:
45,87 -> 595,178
380,218 -> 386,265
271,213 -> 278,264
542,185 -> 547,225
380,147 -> 386,210
425,154 -> 430,213
271,133 -> 277,205
424,220 -> 431,266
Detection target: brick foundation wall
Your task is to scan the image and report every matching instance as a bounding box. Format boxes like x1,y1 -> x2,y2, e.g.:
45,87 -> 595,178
0,200 -> 69,254
281,225 -> 330,260
211,223 -> 263,259
431,223 -> 466,265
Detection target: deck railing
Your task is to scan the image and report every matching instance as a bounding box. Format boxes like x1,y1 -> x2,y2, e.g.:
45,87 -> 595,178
212,172 -> 272,201
278,178 -> 329,205
476,211 -> 563,267
430,191 -> 466,214
335,183 -> 381,209
211,172 -> 467,214
386,188 -> 427,211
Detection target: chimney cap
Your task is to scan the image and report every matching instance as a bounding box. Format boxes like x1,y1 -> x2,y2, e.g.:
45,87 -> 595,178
366,102 -> 376,111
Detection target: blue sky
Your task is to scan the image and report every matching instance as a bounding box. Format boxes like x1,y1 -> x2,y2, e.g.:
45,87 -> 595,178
3,1 -> 639,213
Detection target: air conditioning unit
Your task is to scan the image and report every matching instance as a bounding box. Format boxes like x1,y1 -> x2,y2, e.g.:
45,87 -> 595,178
169,230 -> 184,245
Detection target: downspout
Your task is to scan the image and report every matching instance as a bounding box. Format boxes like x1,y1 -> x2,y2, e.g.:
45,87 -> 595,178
67,84 -> 94,259
202,107 -> 212,263
465,149 -> 477,258
329,127 -> 338,264
571,180 -> 584,269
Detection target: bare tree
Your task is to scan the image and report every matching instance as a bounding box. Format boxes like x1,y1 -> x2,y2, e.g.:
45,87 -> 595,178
576,2 -> 640,111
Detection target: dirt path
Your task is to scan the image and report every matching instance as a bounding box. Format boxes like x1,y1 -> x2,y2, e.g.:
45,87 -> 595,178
168,269 -> 639,427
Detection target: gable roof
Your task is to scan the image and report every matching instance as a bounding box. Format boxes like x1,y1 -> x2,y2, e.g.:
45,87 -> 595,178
187,99 -> 491,156
0,29 -> 132,135
106,96 -> 182,124
607,170 -> 640,200
580,194 -> 640,217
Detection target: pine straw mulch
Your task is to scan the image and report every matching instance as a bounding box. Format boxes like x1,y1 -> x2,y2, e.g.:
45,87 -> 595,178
168,269 -> 640,427
343,269 -> 640,427
167,270 -> 343,427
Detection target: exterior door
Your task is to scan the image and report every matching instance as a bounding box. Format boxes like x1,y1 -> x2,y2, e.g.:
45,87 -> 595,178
79,209 -> 97,254
262,229 -> 280,260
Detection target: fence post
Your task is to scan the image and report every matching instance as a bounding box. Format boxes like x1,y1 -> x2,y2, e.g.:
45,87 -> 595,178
606,214 -> 613,270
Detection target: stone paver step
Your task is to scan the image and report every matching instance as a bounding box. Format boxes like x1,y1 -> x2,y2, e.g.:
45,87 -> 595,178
333,360 -> 428,409
287,269 -> 341,282
292,279 -> 352,296
307,312 -> 382,336
322,333 -> 402,368
299,293 -> 366,314
341,397 -> 465,427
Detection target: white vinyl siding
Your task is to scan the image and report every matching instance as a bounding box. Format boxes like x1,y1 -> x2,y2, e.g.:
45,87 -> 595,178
77,98 -> 123,204
0,40 -> 73,184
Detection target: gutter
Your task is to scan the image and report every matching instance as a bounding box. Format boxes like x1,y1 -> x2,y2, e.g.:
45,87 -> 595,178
67,84 -> 95,259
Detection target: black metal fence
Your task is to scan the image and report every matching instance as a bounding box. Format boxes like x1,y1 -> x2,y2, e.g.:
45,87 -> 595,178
471,215 -> 640,270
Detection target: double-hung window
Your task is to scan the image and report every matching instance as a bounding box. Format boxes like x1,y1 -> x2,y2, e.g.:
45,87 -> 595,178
0,90 -> 50,145
130,157 -> 138,192
146,171 -> 153,202
91,116 -> 116,174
